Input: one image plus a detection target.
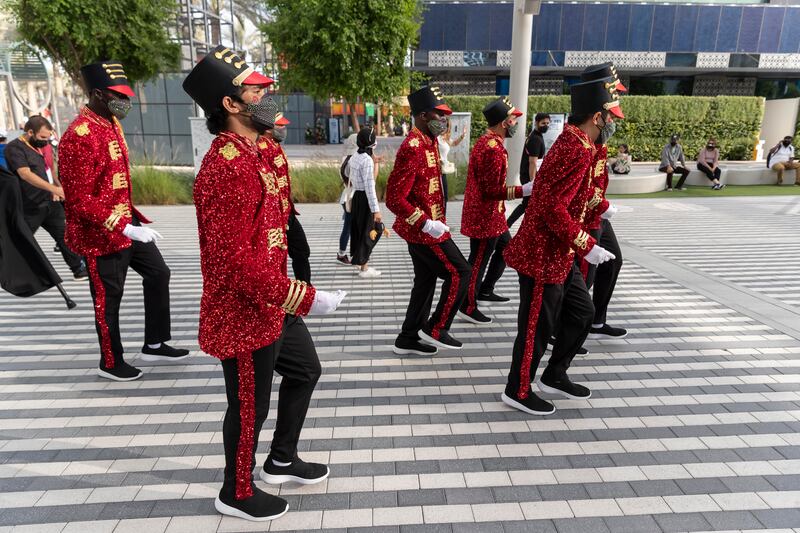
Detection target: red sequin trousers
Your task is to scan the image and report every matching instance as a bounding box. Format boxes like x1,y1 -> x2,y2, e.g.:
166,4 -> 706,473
86,256 -> 115,369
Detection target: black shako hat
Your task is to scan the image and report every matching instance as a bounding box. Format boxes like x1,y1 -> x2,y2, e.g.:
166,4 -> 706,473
183,45 -> 273,113
570,76 -> 624,119
80,61 -> 135,98
407,86 -> 452,116
482,96 -> 523,127
580,62 -> 627,93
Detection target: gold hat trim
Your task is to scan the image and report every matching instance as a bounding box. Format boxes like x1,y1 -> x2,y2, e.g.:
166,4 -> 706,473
232,66 -> 255,87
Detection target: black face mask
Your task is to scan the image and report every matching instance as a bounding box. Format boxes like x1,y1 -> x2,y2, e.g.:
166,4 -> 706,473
670,140 -> 677,146
538,125 -> 549,134
783,140 -> 792,147
30,138 -> 49,148
707,145 -> 715,150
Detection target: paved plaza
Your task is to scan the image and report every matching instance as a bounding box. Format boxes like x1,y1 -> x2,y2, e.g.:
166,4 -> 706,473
1,196 -> 800,532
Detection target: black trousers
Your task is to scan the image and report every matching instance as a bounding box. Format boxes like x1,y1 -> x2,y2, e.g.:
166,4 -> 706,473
552,263 -> 595,365
591,219 -> 623,325
287,212 -> 311,283
479,230 -> 510,296
399,239 -> 470,342
86,238 -> 171,369
508,265 -> 593,396
24,201 -> 83,273
697,163 -> 721,182
661,165 -> 690,189
220,316 -> 321,500
506,197 -> 529,229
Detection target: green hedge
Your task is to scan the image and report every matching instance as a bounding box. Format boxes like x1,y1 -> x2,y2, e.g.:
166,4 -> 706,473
446,95 -> 764,161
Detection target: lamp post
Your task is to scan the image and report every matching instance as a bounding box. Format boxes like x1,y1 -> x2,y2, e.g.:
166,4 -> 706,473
506,0 -> 540,185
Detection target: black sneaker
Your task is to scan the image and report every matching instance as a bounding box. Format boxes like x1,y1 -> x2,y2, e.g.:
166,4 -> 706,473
538,372 -> 591,399
336,254 -> 351,265
419,329 -> 462,350
140,343 -> 190,362
98,362 -> 142,382
477,291 -> 510,303
214,488 -> 288,522
260,457 -> 330,485
73,267 -> 89,280
547,338 -> 589,356
589,324 -> 627,338
393,337 -> 438,356
457,308 -> 492,324
501,387 -> 555,415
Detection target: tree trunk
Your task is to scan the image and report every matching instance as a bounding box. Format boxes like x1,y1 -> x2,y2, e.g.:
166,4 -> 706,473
345,98 -> 360,133
376,101 -> 382,136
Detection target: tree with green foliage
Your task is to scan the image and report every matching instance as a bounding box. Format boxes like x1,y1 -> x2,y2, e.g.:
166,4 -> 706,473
4,0 -> 180,91
261,0 -> 422,131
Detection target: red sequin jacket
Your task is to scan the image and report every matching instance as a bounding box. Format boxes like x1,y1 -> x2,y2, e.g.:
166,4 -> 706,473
386,128 -> 450,245
504,124 -> 599,284
59,107 -> 150,257
584,144 -> 610,231
194,131 -> 316,360
257,136 -> 298,220
461,131 -> 522,239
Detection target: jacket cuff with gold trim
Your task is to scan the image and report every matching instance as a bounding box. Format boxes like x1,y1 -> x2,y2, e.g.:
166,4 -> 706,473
404,207 -> 428,230
571,229 -> 597,258
506,186 -> 523,201
281,279 -> 316,316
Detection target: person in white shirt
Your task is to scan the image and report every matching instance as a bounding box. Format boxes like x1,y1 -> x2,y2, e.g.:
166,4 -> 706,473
337,134 -> 358,264
437,119 -> 466,214
349,127 -> 383,278
768,136 -> 799,185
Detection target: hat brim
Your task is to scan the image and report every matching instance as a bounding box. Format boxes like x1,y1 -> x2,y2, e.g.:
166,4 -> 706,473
275,117 -> 291,126
435,104 -> 453,115
511,109 -> 523,117
616,81 -> 628,93
108,85 -> 136,98
609,106 -> 624,119
243,71 -> 274,86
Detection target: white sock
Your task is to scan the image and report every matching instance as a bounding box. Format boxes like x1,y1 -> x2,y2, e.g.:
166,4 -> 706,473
272,458 -> 292,467
338,250 -> 346,256
592,324 -> 604,329
147,343 -> 162,349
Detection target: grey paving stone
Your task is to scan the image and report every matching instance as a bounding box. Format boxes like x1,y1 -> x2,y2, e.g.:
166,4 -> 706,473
553,517 -> 611,533
297,492 -> 349,511
96,500 -> 156,521
0,506 -> 53,527
602,515 -> 662,533
585,480 -> 637,499
538,483 -> 591,501
397,489 -> 447,507
400,525 -> 454,533
349,490 -> 398,509
719,475 -> 775,493
752,508 -> 800,528
629,479 -> 687,497
764,474 -> 800,491
653,512 -> 712,532
502,520 -> 558,533
702,510 -> 765,530
443,487 -> 494,504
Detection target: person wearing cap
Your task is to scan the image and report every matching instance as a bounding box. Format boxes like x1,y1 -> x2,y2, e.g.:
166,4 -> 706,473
660,134 -> 690,191
386,86 -> 471,355
501,76 -> 621,416
458,97 -> 532,325
257,111 -> 312,283
573,63 -> 628,341
58,61 -> 189,382
184,45 -> 343,522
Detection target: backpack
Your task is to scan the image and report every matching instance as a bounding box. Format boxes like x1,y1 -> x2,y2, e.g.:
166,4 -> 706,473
340,155 -> 352,185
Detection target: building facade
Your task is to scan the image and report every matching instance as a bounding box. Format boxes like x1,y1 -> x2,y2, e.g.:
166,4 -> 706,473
415,0 -> 800,97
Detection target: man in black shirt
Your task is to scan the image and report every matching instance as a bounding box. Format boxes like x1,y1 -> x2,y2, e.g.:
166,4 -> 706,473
506,113 -> 549,229
5,116 -> 86,279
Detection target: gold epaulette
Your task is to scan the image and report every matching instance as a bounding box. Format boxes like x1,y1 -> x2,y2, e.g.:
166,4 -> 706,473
219,142 -> 240,161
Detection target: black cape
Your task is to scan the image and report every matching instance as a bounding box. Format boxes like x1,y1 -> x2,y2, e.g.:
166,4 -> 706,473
0,166 -> 63,297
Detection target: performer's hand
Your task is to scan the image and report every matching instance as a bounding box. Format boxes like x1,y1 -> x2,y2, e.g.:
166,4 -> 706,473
422,219 -> 449,238
373,212 -> 382,223
584,244 -> 615,265
522,181 -> 534,197
123,225 -> 163,243
308,289 -> 347,315
601,204 -> 617,220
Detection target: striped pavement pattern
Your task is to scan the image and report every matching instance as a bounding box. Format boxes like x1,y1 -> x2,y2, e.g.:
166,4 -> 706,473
1,199 -> 799,532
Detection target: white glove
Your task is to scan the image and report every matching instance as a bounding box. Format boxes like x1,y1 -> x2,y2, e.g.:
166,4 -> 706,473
308,289 -> 347,315
123,224 -> 163,243
601,204 -> 617,220
422,219 -> 450,239
584,244 -> 615,265
522,181 -> 534,197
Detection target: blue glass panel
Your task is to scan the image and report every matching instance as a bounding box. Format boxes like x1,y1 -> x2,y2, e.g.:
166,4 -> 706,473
628,4 -> 654,51
650,5 -> 676,52
534,3 -> 561,50
716,7 -> 742,52
560,3 -> 585,51
737,7 -> 763,52
582,4 -> 608,51
490,3 -> 514,50
758,7 -> 784,53
605,4 -> 631,51
419,4 -> 444,50
694,6 -> 721,52
442,5 -> 467,50
531,51 -> 549,67
779,7 -> 800,53
465,4 -> 493,50
672,5 -> 699,52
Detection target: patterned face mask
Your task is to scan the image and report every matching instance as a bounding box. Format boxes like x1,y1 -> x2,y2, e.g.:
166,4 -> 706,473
107,98 -> 132,120
505,121 -> 519,138
598,119 -> 616,145
428,116 -> 448,137
244,95 -> 277,132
